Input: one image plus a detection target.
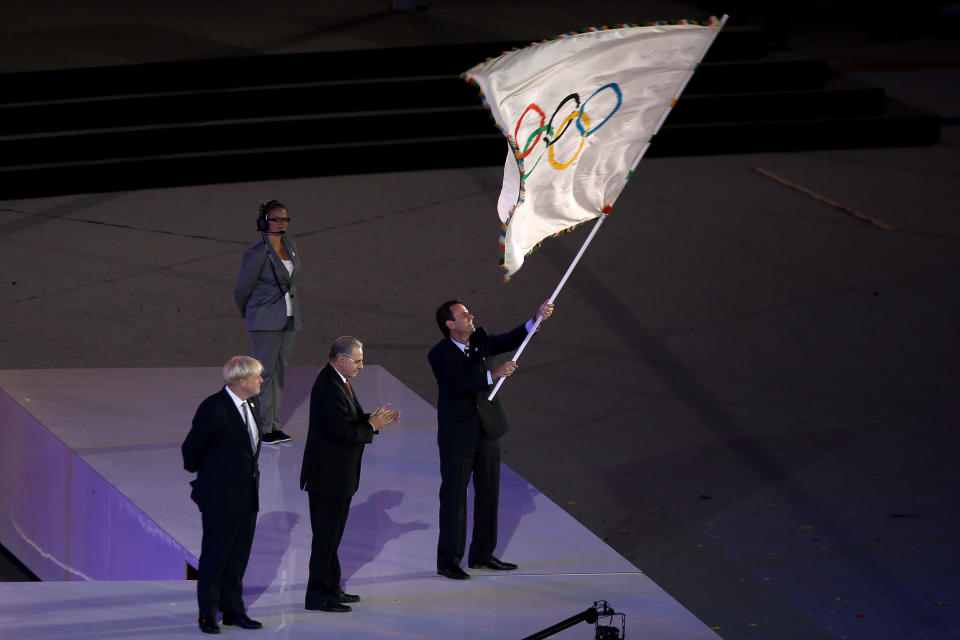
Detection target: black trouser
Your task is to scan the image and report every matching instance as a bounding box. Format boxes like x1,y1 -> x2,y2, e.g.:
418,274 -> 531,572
437,436 -> 500,568
197,510 -> 256,617
306,492 -> 352,606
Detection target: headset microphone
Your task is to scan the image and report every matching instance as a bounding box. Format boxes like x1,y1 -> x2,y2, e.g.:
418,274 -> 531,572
256,199 -> 281,233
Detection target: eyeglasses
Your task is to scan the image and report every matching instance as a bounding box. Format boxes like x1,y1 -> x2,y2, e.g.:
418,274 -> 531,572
268,216 -> 291,223
342,354 -> 363,366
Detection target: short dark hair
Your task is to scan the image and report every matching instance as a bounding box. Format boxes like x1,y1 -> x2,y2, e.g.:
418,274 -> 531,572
435,299 -> 463,338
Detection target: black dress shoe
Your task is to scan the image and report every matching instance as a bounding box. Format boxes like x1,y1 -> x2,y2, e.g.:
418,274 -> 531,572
468,557 -> 518,571
222,612 -> 263,629
198,615 -> 221,634
334,590 -> 360,603
306,600 -> 351,612
437,565 -> 470,580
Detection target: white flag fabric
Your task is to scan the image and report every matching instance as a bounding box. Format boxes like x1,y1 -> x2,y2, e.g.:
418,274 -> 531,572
463,19 -> 724,278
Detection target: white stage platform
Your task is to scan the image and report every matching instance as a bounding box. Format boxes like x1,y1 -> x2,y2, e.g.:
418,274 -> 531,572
0,366 -> 718,639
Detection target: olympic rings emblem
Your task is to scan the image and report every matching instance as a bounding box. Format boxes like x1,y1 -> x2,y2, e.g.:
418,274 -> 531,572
513,83 -> 622,178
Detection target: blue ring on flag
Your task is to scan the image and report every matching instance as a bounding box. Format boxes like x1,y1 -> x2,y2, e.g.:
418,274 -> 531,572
576,83 -> 622,137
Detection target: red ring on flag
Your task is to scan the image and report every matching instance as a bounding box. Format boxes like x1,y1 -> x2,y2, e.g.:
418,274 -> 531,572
515,104 -> 546,158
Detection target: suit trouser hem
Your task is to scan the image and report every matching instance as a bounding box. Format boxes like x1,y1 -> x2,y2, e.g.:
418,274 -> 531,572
437,438 -> 500,567
197,511 -> 256,617
306,492 -> 352,602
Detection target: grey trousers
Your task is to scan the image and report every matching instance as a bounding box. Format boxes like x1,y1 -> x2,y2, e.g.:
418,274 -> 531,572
248,317 -> 296,434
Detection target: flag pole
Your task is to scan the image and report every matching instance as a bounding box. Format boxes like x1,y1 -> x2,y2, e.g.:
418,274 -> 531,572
487,15 -> 728,402
487,213 -> 606,401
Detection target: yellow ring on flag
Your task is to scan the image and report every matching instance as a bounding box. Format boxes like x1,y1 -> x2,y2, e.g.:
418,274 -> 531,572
548,110 -> 590,170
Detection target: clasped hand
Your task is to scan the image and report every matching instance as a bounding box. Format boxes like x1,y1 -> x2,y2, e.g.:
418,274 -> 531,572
370,403 -> 400,430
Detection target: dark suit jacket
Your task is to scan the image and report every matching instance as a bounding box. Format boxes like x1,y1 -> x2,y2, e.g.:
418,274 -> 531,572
427,324 -> 527,451
300,364 -> 376,497
182,388 -> 261,514
233,235 -> 302,331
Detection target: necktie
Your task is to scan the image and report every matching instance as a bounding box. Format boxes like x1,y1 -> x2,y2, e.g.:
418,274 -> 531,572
344,380 -> 354,397
242,402 -> 258,451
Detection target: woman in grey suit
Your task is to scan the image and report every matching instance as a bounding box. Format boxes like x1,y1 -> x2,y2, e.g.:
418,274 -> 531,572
233,200 -> 302,444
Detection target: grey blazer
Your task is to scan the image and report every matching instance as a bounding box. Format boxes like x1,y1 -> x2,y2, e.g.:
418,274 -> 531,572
233,236 -> 302,332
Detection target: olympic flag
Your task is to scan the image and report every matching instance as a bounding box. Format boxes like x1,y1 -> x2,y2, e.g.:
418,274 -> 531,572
463,18 -> 725,279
